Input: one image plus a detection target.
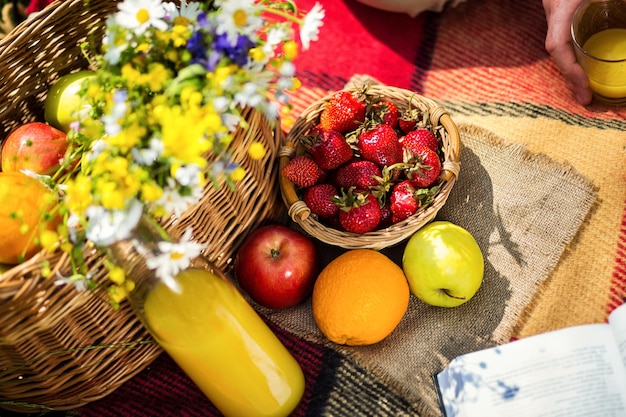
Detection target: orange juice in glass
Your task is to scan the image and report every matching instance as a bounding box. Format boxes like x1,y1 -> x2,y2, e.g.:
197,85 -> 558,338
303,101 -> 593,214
142,268 -> 305,417
572,0 -> 626,104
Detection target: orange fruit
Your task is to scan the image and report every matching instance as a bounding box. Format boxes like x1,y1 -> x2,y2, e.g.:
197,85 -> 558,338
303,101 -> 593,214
312,249 -> 410,346
0,172 -> 59,264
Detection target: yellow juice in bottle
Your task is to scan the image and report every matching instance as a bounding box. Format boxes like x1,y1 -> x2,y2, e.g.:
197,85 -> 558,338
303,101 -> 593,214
143,268 -> 305,417
582,28 -> 626,99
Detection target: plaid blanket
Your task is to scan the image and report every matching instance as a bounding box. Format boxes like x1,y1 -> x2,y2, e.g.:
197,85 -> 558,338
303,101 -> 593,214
26,0 -> 625,416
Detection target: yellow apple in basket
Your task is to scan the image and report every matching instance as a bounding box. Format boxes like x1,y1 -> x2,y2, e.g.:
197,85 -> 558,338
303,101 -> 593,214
402,221 -> 484,307
44,70 -> 95,132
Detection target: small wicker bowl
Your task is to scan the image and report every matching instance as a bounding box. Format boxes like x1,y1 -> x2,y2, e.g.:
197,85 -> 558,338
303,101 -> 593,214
279,84 -> 461,250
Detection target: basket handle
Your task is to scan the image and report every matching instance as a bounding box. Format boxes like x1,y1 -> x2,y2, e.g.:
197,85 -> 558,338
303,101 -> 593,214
278,141 -> 311,221
431,106 -> 461,182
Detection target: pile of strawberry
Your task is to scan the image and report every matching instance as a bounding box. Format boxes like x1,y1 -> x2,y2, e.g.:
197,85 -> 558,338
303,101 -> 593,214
282,88 -> 444,234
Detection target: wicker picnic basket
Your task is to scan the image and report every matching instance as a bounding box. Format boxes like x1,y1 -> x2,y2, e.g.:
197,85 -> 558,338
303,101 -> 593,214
279,84 -> 461,250
0,0 -> 285,413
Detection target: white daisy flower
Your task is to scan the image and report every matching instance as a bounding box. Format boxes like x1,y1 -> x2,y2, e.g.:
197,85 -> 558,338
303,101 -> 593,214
262,100 -> 281,120
262,26 -> 288,60
221,112 -> 241,132
85,200 -> 144,247
300,2 -> 324,50
102,90 -> 128,136
86,139 -> 109,162
102,16 -> 129,65
155,179 -> 203,217
116,0 -> 168,35
132,137 -> 165,166
54,272 -> 89,292
279,61 -> 295,77
214,0 -> 263,46
163,0 -> 202,24
234,82 -> 263,108
174,164 -> 202,187
143,227 -> 206,293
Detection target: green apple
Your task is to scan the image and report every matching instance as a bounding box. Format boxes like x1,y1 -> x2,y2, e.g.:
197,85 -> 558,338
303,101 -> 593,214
44,70 -> 95,133
402,221 -> 484,307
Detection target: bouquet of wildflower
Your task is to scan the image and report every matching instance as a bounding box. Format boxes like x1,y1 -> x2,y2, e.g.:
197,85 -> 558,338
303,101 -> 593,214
41,0 -> 324,303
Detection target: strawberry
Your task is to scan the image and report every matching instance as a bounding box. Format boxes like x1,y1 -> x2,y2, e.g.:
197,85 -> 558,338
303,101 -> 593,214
333,188 -> 381,234
357,123 -> 403,167
404,145 -> 442,188
305,127 -> 353,171
333,159 -> 382,190
371,100 -> 399,128
389,180 -> 418,223
282,155 -> 321,188
320,91 -> 367,133
398,103 -> 423,134
399,127 -> 439,152
303,183 -> 340,218
398,117 -> 417,135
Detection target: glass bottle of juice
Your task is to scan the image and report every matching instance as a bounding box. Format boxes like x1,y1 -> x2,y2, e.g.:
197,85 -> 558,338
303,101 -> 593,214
107,215 -> 305,417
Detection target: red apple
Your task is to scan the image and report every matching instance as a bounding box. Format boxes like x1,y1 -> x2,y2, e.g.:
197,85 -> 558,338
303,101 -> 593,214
1,122 -> 68,175
234,224 -> 319,309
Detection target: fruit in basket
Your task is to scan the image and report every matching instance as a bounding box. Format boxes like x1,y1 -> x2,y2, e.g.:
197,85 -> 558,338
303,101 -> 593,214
234,224 -> 318,309
302,183 -> 340,218
320,90 -> 367,133
357,123 -> 403,167
44,70 -> 95,132
305,127 -> 353,170
402,221 -> 484,308
400,127 -> 439,152
334,188 -> 381,233
333,159 -> 381,190
282,155 -> 321,188
312,249 -> 409,346
404,144 -> 442,188
283,89 -> 449,234
0,172 -> 60,264
371,100 -> 399,127
1,122 -> 68,175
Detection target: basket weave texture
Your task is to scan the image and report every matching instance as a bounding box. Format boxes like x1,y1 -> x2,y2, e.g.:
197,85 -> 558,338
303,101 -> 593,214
279,84 -> 461,249
0,0 -> 285,412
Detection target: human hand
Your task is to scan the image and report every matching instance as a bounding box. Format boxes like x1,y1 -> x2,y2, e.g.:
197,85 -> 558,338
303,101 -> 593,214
543,0 -> 592,105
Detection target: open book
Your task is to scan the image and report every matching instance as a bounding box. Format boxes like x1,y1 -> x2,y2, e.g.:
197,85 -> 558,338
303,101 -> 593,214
435,302 -> 626,417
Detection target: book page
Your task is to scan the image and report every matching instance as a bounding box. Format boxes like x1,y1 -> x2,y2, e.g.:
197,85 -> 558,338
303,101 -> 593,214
609,302 -> 626,370
436,324 -> 626,417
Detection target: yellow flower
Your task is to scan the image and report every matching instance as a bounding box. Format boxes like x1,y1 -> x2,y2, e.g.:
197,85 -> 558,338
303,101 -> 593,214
141,181 -> 164,202
171,24 -> 190,47
121,63 -> 142,87
98,180 -> 126,210
108,285 -> 128,304
65,175 -> 94,213
108,266 -> 126,285
230,166 -> 246,181
248,141 -> 266,160
147,63 -> 169,92
249,47 -> 266,62
283,41 -> 299,60
40,261 -> 52,278
291,77 -> 302,91
40,229 -> 59,252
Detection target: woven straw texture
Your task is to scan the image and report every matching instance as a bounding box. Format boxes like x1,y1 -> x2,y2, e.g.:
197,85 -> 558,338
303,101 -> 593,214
0,0 -> 284,412
279,84 -> 461,249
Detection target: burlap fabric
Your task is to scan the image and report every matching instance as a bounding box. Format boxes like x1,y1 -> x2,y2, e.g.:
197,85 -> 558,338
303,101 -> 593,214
262,77 -> 597,414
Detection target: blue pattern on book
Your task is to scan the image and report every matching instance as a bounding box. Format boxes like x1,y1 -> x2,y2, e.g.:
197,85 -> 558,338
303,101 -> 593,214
438,348 -> 520,417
